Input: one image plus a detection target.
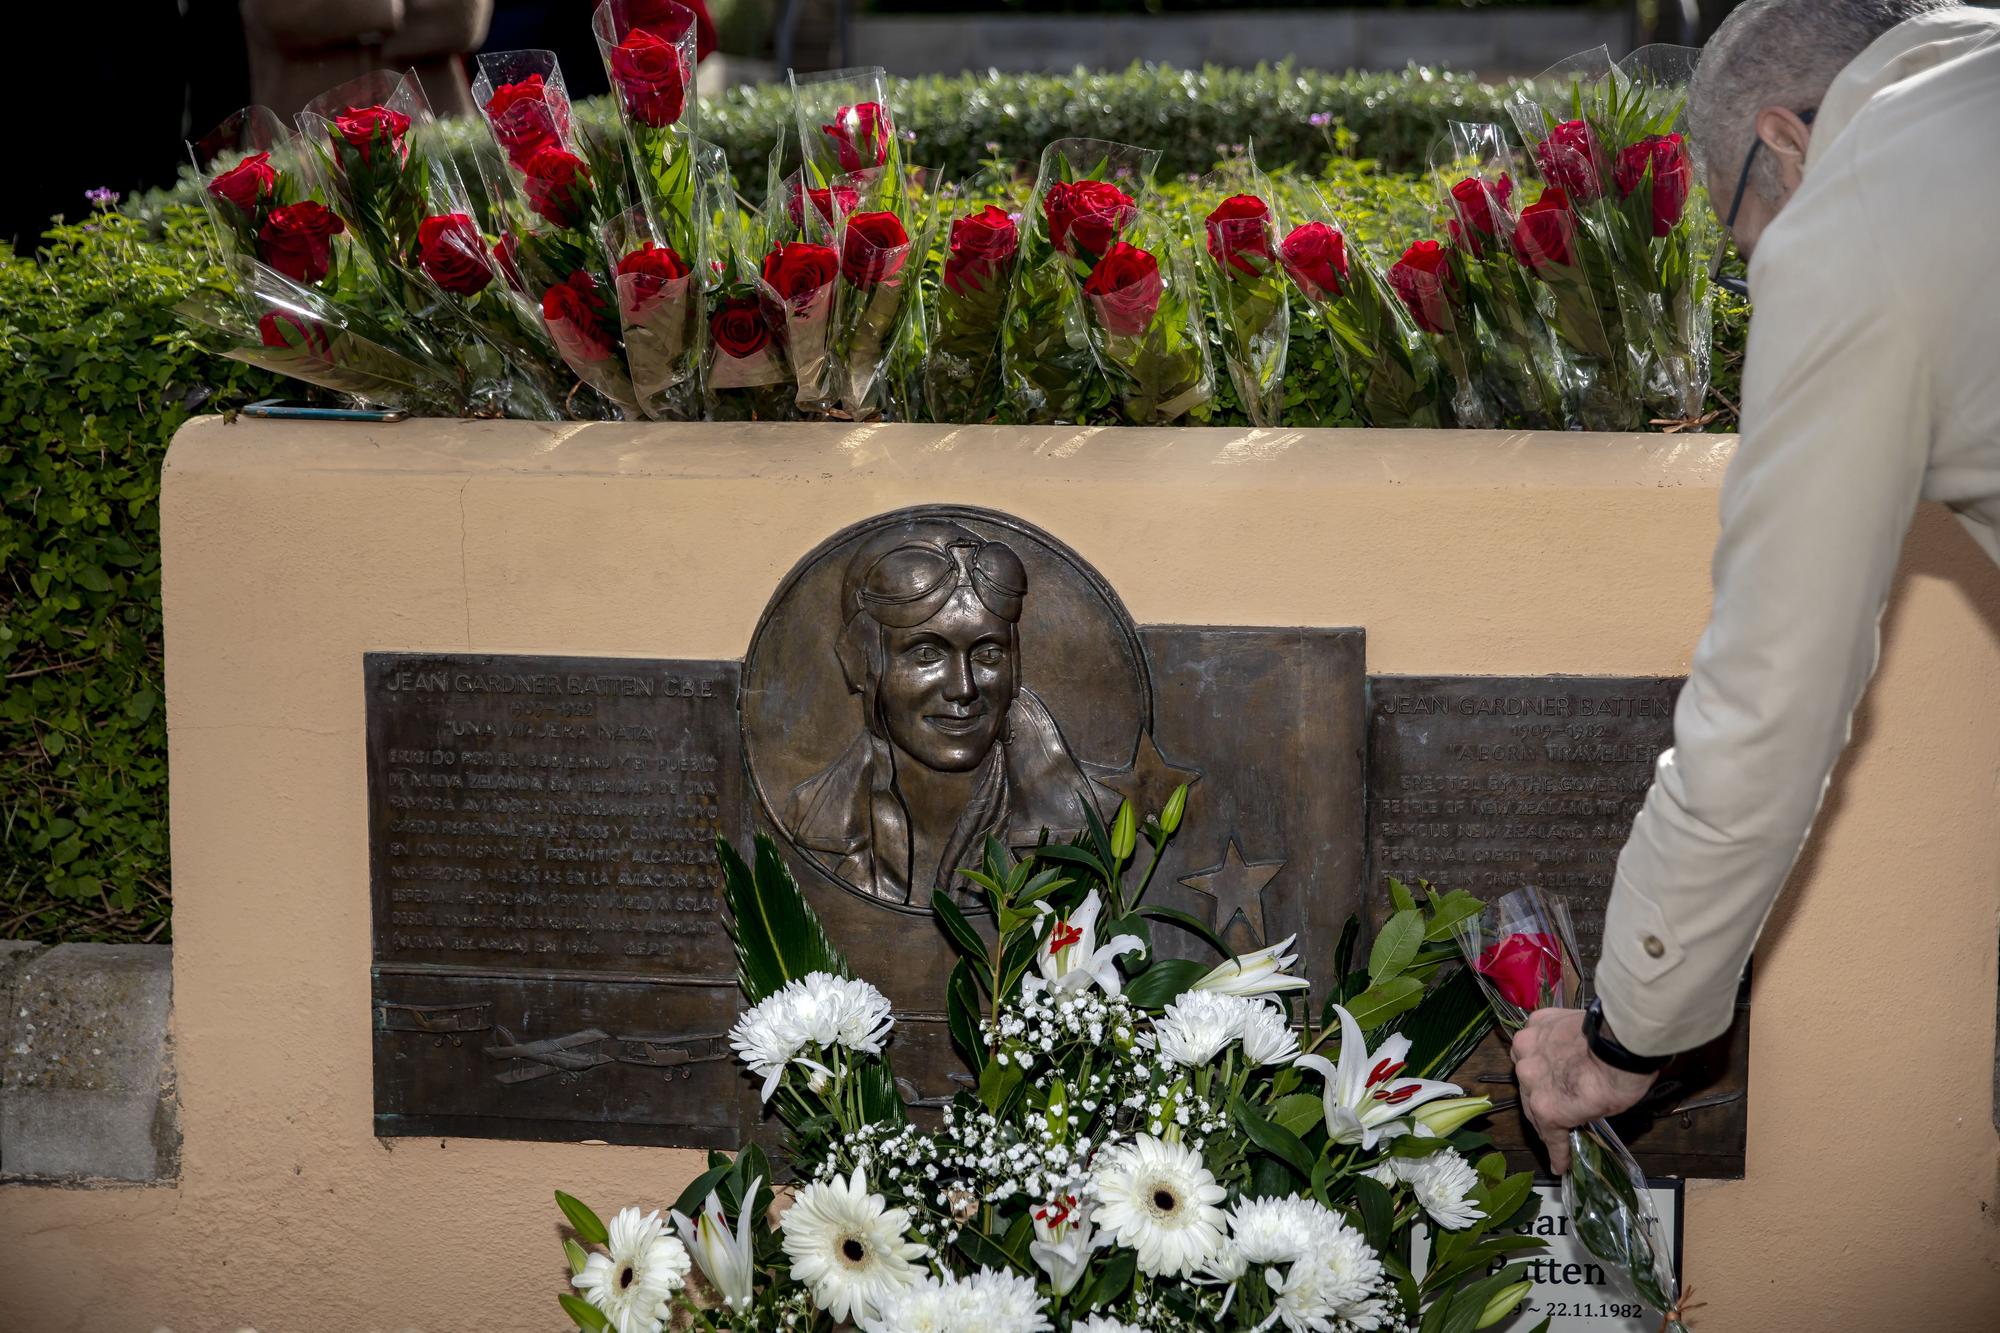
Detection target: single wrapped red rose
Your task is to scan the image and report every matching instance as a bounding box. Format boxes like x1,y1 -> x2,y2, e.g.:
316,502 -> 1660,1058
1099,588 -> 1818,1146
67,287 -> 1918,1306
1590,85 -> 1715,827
821,101 -> 891,172
785,181 -> 858,233
761,241 -> 839,310
1204,194 -> 1273,278
840,211 -> 909,287
522,146 -> 591,229
541,270 -> 618,362
207,152 -> 276,212
257,200 -> 346,284
1475,932 -> 1563,1012
616,240 -> 691,315
1513,189 -> 1579,276
626,0 -> 717,60
942,205 -> 1019,296
332,104 -> 412,163
1447,173 -> 1514,256
1046,179 -> 1136,260
1277,221 -> 1350,301
1614,133 -> 1693,237
1082,241 -> 1164,336
608,26 -> 690,128
417,213 -> 493,296
485,75 -> 566,166
710,295 -> 770,359
1387,239 -> 1458,335
1534,119 -> 1608,203
257,310 -> 331,357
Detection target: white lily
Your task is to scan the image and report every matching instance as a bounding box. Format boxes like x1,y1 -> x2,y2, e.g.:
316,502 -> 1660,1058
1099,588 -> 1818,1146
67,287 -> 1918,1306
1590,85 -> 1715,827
1027,1191 -> 1102,1296
1296,1004 -> 1463,1150
1191,934 -> 1311,997
671,1177 -> 760,1313
1030,890 -> 1144,996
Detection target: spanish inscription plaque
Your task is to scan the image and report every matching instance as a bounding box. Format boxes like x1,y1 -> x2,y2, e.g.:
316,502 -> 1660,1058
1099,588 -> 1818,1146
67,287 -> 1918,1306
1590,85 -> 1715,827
366,652 -> 751,1145
1368,676 -> 1748,1178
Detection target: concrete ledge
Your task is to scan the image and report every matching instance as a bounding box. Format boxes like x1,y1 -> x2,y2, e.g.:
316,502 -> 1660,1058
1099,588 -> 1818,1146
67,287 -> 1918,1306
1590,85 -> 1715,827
0,943 -> 177,1184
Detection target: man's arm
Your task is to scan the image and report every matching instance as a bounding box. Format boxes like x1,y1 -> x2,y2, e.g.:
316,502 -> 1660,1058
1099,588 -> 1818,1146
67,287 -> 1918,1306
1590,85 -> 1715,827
1597,167 -> 1932,1057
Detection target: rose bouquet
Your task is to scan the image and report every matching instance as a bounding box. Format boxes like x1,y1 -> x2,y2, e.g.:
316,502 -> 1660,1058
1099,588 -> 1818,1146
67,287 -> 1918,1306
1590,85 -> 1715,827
551,792 -> 1554,1333
1194,177 -> 1290,429
1001,139 -> 1158,424
1386,239 -> 1496,430
473,49 -> 643,415
924,182 -> 1021,425
1452,886 -> 1687,1332
1271,187 -> 1445,429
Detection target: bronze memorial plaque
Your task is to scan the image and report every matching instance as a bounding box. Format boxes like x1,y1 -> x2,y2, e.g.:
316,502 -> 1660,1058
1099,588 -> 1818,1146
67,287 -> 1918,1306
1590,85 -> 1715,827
366,653 -> 751,1145
1368,675 -> 1749,1178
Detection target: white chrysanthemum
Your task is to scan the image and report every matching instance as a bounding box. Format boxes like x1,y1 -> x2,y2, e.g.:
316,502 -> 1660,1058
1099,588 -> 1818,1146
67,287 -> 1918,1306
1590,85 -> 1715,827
954,1267 -> 1051,1332
1382,1151 -> 1485,1231
1152,990 -> 1246,1067
1073,1318 -> 1146,1333
1236,999 -> 1300,1066
780,1165 -> 926,1325
1225,1194 -> 1332,1266
859,1274 -> 959,1333
1090,1133 -> 1227,1277
570,1207 -> 692,1333
729,972 -> 894,1101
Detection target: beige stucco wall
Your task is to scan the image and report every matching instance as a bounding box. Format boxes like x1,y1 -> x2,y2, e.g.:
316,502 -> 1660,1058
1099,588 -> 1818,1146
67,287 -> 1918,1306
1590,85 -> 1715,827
2,417 -> 1996,1331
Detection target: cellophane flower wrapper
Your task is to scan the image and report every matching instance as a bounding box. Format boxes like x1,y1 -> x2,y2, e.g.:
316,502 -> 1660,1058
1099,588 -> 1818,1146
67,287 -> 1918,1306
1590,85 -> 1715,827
473,49 -> 643,416
924,174 -> 1020,425
756,165 -> 842,413
695,144 -> 795,420
1194,163 -> 1290,428
605,204 -> 702,419
1002,137 -> 1159,423
822,168 -> 936,419
1079,209 -> 1213,425
1452,886 -> 1688,1331
788,66 -> 901,209
1270,181 -> 1445,428
1432,125 -> 1568,430
1384,233 -> 1496,429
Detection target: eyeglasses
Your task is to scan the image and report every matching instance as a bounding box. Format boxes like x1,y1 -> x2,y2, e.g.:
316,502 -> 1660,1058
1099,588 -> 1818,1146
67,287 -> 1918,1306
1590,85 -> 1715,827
1711,107 -> 1815,298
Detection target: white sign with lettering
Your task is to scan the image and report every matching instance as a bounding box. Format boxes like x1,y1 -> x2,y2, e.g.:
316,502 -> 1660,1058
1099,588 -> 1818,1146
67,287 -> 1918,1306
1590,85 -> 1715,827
1411,1180 -> 1683,1331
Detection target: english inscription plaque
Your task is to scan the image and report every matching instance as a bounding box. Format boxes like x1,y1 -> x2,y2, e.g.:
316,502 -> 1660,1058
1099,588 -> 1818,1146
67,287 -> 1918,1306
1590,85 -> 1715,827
367,653 -> 752,1144
1368,675 -> 1748,1178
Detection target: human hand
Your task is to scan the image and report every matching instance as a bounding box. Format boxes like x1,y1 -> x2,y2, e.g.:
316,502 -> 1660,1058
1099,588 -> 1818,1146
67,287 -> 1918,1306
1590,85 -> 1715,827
1510,1007 -> 1659,1174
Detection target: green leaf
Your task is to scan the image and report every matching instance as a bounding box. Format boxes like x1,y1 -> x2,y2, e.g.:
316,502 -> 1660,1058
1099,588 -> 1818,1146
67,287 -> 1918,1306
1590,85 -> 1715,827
947,959 -> 987,1072
1343,975 -> 1425,1030
1033,842 -> 1110,881
554,1191 -> 609,1246
1369,908 -> 1424,984
1230,1093 -> 1315,1179
1389,876 -> 1418,914
1423,888 -> 1487,943
1332,915 -> 1360,980
1399,966 -> 1497,1082
1352,1173 -> 1394,1251
1269,1092 -> 1324,1137
932,889 -> 991,971
1123,957 -> 1209,1010
558,1293 -> 610,1331
719,833 -> 849,1004
954,1219 -> 1028,1274
1081,1244 -> 1137,1310
979,1054 -> 1024,1113
671,1160 -> 734,1217
1137,904 -> 1233,958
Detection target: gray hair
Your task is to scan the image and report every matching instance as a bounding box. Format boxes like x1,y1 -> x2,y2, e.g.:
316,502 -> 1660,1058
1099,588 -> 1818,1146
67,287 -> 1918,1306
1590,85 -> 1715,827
1690,0 -> 1960,199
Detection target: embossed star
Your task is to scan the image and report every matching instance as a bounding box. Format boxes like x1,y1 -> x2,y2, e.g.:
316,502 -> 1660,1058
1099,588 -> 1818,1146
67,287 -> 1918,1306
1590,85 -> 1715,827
1094,730 -> 1201,822
1180,840 -> 1285,949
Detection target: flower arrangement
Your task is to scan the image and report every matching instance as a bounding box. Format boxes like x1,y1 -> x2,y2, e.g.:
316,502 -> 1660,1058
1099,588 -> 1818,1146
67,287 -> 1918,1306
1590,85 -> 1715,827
548,792 -> 1563,1333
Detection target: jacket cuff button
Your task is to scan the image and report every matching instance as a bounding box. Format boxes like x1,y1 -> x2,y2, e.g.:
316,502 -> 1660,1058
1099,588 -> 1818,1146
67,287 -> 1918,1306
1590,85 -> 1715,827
1643,935 -> 1666,959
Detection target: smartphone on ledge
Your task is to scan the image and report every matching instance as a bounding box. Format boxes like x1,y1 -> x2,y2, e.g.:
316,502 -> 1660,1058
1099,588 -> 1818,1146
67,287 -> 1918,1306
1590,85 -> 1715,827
241,398 -> 409,423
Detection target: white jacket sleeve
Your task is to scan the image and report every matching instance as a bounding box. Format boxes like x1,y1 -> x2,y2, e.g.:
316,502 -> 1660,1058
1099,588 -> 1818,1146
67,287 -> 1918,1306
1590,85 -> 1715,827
1595,160 -> 1934,1056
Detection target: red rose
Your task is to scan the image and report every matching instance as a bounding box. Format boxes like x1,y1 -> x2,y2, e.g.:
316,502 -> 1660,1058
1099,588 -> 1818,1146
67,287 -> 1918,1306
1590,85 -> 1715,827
1387,240 -> 1458,335
522,147 -> 591,229
1081,242 -> 1164,336
257,310 -> 331,357
760,241 -> 838,310
541,270 -> 618,362
1534,119 -> 1608,203
785,181 -> 858,233
710,295 -> 770,359
1447,174 -> 1514,256
608,26 -> 690,128
1513,189 -> 1579,276
1277,222 -> 1349,301
257,200 -> 345,284
485,75 -> 567,167
332,104 -> 412,163
207,152 -> 276,212
1475,932 -> 1563,1012
625,0 -> 717,60
616,240 -> 691,315
1046,179 -> 1136,260
1204,194 -> 1273,278
840,211 -> 909,287
493,233 -> 527,292
821,101 -> 891,172
417,214 -> 493,296
1614,133 -> 1693,237
942,205 -> 1019,296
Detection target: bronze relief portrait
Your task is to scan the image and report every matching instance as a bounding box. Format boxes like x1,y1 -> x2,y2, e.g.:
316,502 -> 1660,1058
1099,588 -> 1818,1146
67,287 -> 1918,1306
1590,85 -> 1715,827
742,507 -> 1150,911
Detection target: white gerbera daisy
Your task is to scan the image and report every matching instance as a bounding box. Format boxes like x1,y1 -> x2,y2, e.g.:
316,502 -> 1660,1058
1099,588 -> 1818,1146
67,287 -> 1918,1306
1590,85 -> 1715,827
1383,1151 -> 1485,1231
1236,999 -> 1300,1066
781,1166 -> 926,1325
1152,990 -> 1246,1067
570,1207 -> 692,1333
1090,1134 -> 1227,1277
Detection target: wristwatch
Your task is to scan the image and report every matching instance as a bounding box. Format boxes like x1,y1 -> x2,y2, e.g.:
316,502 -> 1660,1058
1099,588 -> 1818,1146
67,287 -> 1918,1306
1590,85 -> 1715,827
1583,997 -> 1673,1075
